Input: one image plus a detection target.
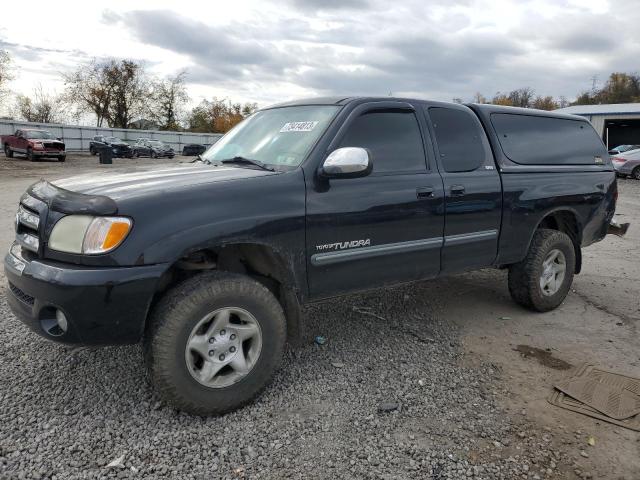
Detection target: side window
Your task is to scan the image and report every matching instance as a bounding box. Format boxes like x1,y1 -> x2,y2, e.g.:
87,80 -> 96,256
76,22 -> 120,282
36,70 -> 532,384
490,113 -> 607,165
429,107 -> 486,173
338,110 -> 426,173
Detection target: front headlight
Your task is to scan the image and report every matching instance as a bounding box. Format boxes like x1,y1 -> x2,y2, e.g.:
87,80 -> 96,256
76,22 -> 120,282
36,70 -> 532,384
49,215 -> 132,254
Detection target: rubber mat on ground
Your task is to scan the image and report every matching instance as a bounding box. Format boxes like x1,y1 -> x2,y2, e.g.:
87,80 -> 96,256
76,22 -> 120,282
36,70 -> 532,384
548,364 -> 640,431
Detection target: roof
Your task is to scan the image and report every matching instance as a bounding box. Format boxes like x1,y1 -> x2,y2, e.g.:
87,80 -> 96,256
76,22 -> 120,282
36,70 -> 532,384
469,103 -> 585,121
265,97 -> 356,108
554,103 -> 640,116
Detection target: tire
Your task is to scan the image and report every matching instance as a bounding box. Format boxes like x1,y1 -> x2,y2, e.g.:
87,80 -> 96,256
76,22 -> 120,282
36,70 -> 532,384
168,155 -> 174,159
90,147 -> 96,155
144,271 -> 286,415
59,156 -> 66,162
152,151 -> 158,159
27,148 -> 35,161
508,229 -> 575,312
633,166 -> 640,180
4,144 -> 13,158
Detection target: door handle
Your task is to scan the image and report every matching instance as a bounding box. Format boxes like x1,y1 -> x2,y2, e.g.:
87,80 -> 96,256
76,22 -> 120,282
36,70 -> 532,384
416,186 -> 435,199
450,185 -> 465,196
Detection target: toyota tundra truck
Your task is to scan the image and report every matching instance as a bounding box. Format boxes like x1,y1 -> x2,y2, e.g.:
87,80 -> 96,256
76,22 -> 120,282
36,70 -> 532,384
4,97 -> 623,415
2,128 -> 66,161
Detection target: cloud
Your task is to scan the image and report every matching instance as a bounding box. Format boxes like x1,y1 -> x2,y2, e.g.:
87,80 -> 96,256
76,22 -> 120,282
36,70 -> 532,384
284,0 -> 372,12
0,40 -> 85,62
101,2 -> 640,104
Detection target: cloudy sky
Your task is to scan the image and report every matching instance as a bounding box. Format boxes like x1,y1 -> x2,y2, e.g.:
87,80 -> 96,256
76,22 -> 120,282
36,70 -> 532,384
0,0 -> 637,110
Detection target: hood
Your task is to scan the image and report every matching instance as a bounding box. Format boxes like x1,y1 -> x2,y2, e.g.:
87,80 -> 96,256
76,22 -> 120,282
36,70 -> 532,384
110,141 -> 130,147
50,163 -> 277,201
31,138 -> 63,143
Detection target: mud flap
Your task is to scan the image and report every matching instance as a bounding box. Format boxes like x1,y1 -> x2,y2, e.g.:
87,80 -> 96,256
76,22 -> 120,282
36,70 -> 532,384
607,219 -> 630,237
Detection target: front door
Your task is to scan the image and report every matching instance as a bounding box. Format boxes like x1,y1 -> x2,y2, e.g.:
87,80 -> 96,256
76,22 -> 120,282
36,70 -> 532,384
424,105 -> 502,274
305,102 -> 445,299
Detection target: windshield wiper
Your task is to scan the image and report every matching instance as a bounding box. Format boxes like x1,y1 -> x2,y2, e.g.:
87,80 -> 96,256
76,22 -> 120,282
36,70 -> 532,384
220,156 -> 275,171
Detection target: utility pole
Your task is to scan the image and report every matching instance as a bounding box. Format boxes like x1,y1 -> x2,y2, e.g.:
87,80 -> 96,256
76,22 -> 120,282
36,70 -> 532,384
590,75 -> 598,94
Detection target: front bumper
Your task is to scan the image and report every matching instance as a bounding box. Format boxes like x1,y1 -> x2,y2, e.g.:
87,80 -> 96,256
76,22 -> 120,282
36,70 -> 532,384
4,244 -> 168,345
32,150 -> 65,158
613,162 -> 632,174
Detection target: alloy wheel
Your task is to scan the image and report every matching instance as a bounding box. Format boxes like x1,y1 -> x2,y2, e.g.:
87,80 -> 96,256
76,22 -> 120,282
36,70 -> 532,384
539,249 -> 566,296
184,307 -> 262,389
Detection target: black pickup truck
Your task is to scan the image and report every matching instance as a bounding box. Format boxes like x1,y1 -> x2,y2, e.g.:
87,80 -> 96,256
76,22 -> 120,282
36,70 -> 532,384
4,97 -> 623,415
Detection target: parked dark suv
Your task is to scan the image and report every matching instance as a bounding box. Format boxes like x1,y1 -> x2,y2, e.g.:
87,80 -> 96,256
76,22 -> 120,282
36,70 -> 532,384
182,144 -> 208,156
89,136 -> 133,158
133,140 -> 175,158
4,97 -> 624,415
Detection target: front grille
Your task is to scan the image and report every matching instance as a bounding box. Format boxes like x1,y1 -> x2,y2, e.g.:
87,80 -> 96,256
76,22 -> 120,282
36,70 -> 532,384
8,282 -> 35,306
15,194 -> 46,254
43,142 -> 63,150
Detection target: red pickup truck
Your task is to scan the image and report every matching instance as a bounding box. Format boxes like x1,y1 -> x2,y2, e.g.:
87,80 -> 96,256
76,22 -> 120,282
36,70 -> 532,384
2,128 -> 66,162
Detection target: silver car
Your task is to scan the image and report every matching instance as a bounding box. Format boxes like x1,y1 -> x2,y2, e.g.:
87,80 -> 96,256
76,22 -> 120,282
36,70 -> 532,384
611,148 -> 640,179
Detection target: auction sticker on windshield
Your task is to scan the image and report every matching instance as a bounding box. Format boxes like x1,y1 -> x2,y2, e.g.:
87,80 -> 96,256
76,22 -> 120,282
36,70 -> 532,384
280,121 -> 318,133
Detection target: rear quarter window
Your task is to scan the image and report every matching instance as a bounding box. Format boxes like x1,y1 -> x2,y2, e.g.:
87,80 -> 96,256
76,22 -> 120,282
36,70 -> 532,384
491,113 -> 607,165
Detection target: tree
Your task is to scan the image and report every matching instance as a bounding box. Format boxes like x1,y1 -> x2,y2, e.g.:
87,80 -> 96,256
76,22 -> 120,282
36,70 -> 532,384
532,95 -> 559,111
14,86 -> 63,123
62,59 -> 114,127
572,72 -> 640,105
0,50 -> 14,108
188,98 -> 258,133
472,92 -> 487,104
491,92 -> 515,106
63,58 -> 149,128
148,70 -> 190,130
507,87 -> 535,108
106,60 -> 148,128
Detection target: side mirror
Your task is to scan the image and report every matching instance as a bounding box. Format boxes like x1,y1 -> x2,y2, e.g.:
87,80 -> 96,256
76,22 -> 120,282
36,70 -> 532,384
319,147 -> 372,179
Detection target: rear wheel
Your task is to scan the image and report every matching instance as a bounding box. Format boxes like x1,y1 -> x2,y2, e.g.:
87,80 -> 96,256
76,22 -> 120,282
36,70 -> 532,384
59,156 -> 66,162
144,271 -> 286,415
4,144 -> 12,158
508,229 -> 575,312
152,151 -> 158,158
633,166 -> 640,180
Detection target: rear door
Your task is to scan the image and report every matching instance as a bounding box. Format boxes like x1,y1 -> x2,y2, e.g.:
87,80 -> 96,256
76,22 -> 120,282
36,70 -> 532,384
423,105 -> 502,274
305,101 -> 445,298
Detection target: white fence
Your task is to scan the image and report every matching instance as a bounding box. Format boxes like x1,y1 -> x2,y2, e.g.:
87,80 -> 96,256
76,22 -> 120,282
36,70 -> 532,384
0,120 -> 223,153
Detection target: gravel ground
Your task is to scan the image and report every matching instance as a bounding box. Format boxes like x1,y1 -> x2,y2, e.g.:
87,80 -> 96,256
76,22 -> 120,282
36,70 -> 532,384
0,156 -> 637,479
0,286 -> 571,480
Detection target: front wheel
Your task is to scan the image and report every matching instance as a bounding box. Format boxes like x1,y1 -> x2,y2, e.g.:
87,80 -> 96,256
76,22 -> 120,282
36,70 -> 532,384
508,229 -> 575,312
59,156 -> 66,162
633,166 -> 640,180
144,271 -> 286,415
26,148 -> 35,161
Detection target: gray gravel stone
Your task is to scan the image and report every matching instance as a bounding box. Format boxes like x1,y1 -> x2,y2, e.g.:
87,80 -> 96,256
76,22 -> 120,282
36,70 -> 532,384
0,282 -> 571,479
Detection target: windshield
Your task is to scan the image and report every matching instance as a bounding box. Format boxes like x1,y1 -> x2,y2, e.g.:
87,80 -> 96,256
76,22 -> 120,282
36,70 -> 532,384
106,137 -> 122,143
149,141 -> 164,146
25,130 -> 54,139
201,105 -> 340,169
